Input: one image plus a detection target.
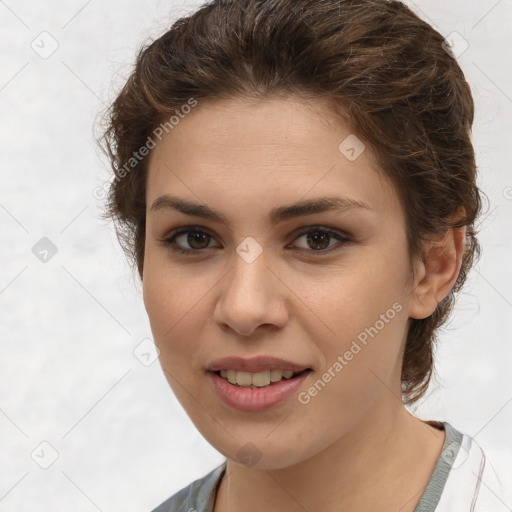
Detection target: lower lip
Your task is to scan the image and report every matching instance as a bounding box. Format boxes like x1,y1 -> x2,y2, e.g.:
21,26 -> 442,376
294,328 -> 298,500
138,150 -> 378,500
208,370 -> 310,412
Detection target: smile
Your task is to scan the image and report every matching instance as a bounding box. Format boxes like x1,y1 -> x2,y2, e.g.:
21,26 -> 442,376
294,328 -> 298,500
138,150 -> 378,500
208,369 -> 312,412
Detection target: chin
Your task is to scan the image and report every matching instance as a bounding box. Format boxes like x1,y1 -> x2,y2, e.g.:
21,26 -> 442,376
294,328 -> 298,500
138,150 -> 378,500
206,430 -> 311,470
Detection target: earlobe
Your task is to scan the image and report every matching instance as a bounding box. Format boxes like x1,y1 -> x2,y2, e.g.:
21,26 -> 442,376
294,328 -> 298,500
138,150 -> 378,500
409,225 -> 466,320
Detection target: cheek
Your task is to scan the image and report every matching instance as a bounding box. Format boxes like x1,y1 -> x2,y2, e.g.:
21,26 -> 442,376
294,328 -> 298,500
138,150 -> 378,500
142,257 -> 193,355
296,288 -> 408,439
143,266 -> 208,410
296,248 -> 409,388
143,243 -> 196,334
299,252 -> 407,339
143,272 -> 174,341
142,255 -> 217,380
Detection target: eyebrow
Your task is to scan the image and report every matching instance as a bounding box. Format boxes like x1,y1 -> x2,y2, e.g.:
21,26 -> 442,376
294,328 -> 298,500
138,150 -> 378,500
150,194 -> 373,226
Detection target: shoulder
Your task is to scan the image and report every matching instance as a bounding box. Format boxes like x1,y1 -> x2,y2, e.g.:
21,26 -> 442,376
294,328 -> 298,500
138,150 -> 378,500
150,462 -> 226,512
435,422 -> 509,512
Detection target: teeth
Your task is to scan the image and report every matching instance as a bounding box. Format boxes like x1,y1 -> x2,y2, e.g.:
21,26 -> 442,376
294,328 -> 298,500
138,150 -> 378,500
218,369 -> 299,387
252,371 -> 270,387
236,371 -> 252,387
270,369 -> 283,382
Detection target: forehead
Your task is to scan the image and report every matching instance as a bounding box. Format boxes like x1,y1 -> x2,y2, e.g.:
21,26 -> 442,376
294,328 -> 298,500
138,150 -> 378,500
146,97 -> 402,221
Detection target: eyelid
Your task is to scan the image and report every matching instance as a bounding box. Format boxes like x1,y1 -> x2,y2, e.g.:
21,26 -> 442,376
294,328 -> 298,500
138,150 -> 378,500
160,224 -> 353,255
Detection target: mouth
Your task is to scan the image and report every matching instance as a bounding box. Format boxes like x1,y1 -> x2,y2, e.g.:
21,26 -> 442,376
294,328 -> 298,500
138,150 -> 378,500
206,355 -> 312,411
208,367 -> 312,412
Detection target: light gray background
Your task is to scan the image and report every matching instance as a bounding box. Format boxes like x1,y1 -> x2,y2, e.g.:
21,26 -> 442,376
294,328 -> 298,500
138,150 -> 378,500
1,1 -> 511,510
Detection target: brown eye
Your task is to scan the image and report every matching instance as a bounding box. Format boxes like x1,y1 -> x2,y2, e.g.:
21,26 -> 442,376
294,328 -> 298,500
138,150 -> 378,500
184,230 -> 212,250
292,227 -> 351,253
163,227 -> 218,254
305,230 -> 331,251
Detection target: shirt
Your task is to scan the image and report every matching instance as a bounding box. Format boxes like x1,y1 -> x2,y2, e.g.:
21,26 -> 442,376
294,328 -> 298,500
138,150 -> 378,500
150,421 -> 509,512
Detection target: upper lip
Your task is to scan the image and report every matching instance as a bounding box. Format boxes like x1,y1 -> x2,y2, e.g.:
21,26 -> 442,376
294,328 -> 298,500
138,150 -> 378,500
207,356 -> 310,373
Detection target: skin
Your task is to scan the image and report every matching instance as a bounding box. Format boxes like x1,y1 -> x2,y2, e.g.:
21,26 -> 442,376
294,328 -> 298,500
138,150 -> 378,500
143,96 -> 466,512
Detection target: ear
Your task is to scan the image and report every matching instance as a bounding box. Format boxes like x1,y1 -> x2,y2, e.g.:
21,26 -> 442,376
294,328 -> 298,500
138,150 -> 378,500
408,224 -> 466,320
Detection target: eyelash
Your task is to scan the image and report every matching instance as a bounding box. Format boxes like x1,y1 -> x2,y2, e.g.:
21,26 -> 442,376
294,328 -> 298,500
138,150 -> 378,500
160,225 -> 352,256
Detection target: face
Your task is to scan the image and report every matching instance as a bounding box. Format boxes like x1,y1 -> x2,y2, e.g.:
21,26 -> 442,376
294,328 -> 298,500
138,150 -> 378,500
143,96 -> 417,469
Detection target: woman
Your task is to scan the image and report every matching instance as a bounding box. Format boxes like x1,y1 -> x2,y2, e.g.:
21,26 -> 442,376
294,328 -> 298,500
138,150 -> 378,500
99,0 -> 508,510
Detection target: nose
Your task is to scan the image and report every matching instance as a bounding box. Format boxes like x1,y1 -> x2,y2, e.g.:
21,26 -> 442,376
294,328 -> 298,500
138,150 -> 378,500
213,251 -> 289,337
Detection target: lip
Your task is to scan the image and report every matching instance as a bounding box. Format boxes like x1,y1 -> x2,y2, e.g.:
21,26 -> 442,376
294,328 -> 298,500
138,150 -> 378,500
206,355 -> 310,373
207,369 -> 311,412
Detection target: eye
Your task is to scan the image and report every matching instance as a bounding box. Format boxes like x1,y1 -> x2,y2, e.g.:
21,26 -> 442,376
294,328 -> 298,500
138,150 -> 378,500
162,226 -> 218,254
161,225 -> 352,255
289,227 -> 352,253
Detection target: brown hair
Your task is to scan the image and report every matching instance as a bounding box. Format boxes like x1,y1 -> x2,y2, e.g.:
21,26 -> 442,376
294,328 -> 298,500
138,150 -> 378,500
98,0 -> 484,405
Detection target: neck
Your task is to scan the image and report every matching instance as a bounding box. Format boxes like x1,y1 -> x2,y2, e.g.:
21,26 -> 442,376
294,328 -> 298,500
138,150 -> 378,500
215,400 -> 445,512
